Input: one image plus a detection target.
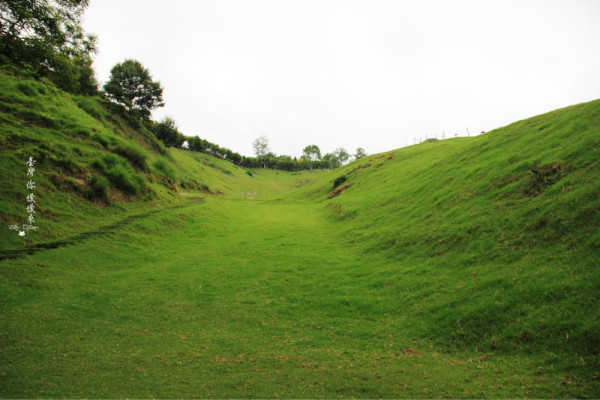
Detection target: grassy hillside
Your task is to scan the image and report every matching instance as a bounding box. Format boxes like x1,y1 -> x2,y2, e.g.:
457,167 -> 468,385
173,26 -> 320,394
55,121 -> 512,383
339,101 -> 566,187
1,69 -> 598,398
301,99 -> 600,357
0,70 -> 271,251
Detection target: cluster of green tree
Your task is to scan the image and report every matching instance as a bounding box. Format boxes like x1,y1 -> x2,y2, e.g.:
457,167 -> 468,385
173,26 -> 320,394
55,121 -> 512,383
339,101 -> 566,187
238,150 -> 365,171
1,0 -> 98,95
241,144 -> 367,171
299,143 -> 367,168
248,136 -> 367,170
1,2 -> 366,171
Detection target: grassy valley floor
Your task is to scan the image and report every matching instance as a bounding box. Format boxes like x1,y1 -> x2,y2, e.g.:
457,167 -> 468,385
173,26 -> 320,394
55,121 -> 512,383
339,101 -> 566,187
1,187 -> 597,397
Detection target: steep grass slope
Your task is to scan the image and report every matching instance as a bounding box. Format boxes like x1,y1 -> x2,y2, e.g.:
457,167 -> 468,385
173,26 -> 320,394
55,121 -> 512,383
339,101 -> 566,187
0,70 -> 264,251
304,99 -> 600,357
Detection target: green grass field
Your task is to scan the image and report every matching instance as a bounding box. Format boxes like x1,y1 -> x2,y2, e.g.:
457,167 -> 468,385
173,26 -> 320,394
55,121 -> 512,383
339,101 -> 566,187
1,71 -> 599,397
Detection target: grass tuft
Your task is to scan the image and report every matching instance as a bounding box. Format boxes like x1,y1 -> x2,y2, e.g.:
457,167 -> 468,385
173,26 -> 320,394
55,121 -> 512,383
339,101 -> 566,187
105,164 -> 145,194
86,174 -> 110,200
113,141 -> 148,171
152,157 -> 177,180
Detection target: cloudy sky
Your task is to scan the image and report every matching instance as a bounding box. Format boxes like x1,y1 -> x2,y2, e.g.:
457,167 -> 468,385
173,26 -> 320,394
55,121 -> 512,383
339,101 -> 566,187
83,0 -> 600,158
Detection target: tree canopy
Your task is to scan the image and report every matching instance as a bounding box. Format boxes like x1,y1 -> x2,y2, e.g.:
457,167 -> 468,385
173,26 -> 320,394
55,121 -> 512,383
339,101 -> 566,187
103,59 -> 164,119
152,117 -> 184,148
0,0 -> 98,93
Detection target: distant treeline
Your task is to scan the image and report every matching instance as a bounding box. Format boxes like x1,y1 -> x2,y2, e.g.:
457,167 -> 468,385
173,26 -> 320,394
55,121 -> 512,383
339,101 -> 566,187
150,117 -> 348,171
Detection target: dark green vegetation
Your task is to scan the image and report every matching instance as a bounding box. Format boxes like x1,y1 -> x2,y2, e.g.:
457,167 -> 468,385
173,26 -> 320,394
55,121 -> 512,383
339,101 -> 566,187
0,0 -> 98,95
1,70 -> 599,398
103,59 -> 164,119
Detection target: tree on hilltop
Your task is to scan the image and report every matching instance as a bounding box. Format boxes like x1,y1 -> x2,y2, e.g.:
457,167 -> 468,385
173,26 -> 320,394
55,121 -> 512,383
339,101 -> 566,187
103,59 -> 164,119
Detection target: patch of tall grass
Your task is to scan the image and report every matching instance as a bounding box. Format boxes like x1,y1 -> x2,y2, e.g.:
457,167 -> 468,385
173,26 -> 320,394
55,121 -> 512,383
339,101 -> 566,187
113,141 -> 148,171
92,153 -> 146,195
73,96 -> 105,120
16,108 -> 60,128
90,133 -> 110,147
152,157 -> 177,180
105,164 -> 145,194
86,174 -> 110,200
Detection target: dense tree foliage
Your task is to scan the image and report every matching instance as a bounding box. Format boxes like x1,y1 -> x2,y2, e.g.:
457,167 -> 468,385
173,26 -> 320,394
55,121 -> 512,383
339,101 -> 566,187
103,59 -> 164,119
151,117 -> 184,147
0,0 -> 98,94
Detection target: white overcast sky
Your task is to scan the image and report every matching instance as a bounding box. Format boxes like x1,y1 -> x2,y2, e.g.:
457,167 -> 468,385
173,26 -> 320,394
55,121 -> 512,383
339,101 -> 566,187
82,0 -> 600,158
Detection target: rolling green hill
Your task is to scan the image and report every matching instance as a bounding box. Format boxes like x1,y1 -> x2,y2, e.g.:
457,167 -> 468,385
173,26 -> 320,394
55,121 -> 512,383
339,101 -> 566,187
0,70 -> 598,397
301,98 -> 600,355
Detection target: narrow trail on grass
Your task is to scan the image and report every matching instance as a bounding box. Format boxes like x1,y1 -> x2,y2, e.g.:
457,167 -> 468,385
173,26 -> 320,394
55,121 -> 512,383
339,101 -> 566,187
0,196 -> 205,261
